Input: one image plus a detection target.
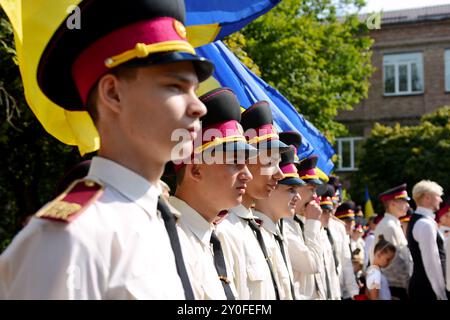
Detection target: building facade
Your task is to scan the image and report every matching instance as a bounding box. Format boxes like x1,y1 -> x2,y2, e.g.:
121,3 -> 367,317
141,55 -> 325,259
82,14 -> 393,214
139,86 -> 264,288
335,4 -> 450,172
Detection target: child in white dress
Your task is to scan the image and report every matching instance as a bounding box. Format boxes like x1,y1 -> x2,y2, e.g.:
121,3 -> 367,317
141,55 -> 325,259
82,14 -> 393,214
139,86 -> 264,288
366,235 -> 396,300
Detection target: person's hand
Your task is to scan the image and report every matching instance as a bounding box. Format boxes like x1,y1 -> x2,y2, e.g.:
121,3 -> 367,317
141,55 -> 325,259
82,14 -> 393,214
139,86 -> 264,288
304,200 -> 322,221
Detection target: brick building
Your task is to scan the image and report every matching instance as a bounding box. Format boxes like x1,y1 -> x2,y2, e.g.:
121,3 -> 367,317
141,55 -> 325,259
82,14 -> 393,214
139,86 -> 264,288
335,4 -> 450,172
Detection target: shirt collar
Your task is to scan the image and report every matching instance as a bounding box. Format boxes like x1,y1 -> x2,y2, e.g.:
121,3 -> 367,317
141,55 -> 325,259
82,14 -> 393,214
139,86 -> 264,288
169,196 -> 214,247
87,156 -> 160,216
295,213 -> 305,222
230,204 -> 254,219
384,212 -> 401,225
416,206 -> 435,220
253,210 -> 279,236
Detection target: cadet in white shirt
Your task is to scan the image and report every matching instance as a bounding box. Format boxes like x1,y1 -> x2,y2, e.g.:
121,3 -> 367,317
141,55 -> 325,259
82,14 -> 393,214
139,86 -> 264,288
327,200 -> 358,300
0,0 -> 214,299
167,88 -> 256,300
216,101 -> 288,300
372,184 -> 413,300
407,180 -> 447,300
320,194 -> 343,300
253,145 -> 304,300
283,153 -> 325,300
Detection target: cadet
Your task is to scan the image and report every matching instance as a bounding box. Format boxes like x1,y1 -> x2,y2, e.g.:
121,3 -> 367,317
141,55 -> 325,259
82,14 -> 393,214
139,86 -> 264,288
319,184 -> 343,299
253,145 -> 305,300
372,183 -> 413,300
167,88 -> 255,299
216,101 -> 288,300
279,134 -> 325,300
0,0 -> 213,299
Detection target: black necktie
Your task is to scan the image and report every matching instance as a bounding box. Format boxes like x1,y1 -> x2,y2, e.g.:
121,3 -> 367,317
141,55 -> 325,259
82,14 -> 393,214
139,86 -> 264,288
324,227 -> 339,276
245,218 -> 280,300
274,232 -> 296,300
210,231 -> 235,300
293,215 -> 305,234
323,252 -> 332,299
158,198 -> 195,300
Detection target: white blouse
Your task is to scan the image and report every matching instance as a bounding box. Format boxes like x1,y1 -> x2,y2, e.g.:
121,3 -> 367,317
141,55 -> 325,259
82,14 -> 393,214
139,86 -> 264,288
366,265 -> 391,300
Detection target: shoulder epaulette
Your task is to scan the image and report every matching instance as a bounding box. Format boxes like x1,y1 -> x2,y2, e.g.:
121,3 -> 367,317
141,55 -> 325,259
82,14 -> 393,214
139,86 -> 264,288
36,179 -> 104,223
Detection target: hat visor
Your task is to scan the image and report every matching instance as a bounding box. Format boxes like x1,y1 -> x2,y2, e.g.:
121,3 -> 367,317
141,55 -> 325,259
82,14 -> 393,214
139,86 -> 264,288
279,177 -> 306,186
320,204 -> 334,211
256,139 -> 291,152
203,141 -> 259,162
303,178 -> 323,186
123,51 -> 214,82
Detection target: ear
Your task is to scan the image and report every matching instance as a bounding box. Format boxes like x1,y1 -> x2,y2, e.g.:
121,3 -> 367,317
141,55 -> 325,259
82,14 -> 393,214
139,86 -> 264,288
97,73 -> 123,114
186,164 -> 202,183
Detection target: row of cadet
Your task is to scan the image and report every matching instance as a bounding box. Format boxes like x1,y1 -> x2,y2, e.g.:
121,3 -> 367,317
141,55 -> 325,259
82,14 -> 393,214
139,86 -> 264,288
1,0 -> 449,300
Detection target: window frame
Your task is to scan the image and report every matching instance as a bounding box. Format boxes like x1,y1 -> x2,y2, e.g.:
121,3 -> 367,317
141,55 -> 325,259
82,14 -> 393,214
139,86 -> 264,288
383,52 -> 424,96
335,137 -> 364,172
445,49 -> 450,92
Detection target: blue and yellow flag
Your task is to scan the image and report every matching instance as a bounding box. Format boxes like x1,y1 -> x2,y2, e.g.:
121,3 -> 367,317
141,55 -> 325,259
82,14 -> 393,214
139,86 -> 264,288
196,41 -> 335,175
0,0 -> 281,154
364,185 -> 375,219
186,0 -> 281,47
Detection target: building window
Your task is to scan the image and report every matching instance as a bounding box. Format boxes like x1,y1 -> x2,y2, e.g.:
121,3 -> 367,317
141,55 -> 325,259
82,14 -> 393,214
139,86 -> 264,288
383,52 -> 424,96
335,137 -> 363,171
445,50 -> 450,92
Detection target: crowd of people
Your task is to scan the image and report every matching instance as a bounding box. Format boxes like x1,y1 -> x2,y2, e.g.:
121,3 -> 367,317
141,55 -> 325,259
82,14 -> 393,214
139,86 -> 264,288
0,0 -> 449,301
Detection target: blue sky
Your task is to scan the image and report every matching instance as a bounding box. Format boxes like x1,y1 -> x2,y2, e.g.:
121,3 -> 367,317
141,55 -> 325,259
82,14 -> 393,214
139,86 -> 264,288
361,0 -> 450,13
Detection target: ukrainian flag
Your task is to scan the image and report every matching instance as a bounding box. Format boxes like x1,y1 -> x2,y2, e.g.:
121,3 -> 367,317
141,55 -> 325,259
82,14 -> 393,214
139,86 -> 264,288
0,0 -> 281,154
196,41 -> 335,175
364,186 -> 375,219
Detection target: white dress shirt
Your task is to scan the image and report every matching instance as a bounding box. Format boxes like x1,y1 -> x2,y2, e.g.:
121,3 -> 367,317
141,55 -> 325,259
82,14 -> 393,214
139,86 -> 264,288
283,214 -> 325,299
319,227 -> 342,300
0,156 -> 185,299
366,265 -> 391,300
412,207 -> 447,300
253,210 -> 295,300
169,196 -> 236,300
371,212 -> 413,289
364,232 -> 375,270
329,217 -> 359,298
216,205 -> 276,300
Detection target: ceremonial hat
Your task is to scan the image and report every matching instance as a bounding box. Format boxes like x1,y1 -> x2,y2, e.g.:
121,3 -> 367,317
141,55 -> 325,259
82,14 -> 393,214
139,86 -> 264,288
173,87 -> 257,171
296,155 -> 323,186
436,201 -> 450,223
240,101 -> 289,151
278,131 -> 302,163
378,183 -> 410,202
319,184 -> 336,211
278,147 -> 306,186
37,0 -> 214,110
335,201 -> 356,220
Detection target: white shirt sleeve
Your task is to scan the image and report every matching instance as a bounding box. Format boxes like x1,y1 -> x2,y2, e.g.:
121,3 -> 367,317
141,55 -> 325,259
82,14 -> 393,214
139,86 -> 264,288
284,219 -> 321,274
366,267 -> 381,290
413,219 -> 447,300
0,218 -> 107,299
339,231 -> 359,297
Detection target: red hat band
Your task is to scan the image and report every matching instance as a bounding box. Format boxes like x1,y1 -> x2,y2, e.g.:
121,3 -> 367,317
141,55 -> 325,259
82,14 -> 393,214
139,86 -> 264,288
379,190 -> 409,202
72,17 -> 194,105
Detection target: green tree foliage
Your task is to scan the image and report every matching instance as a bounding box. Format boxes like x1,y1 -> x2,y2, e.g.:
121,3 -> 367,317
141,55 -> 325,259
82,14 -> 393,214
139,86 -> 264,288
0,10 -> 84,251
350,106 -> 450,212
242,0 -> 374,141
223,32 -> 261,77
